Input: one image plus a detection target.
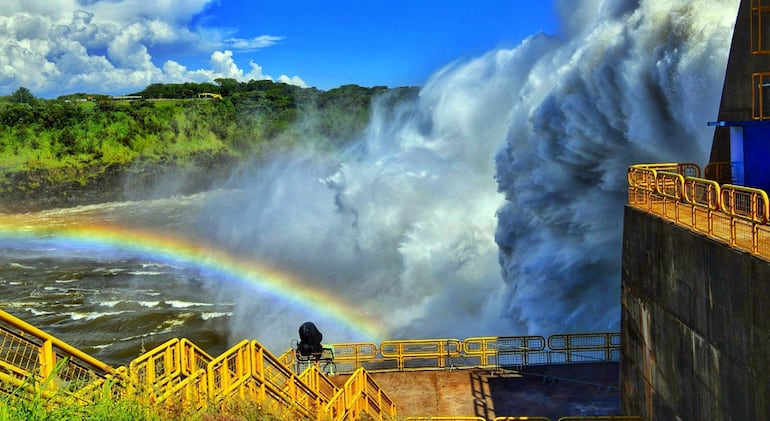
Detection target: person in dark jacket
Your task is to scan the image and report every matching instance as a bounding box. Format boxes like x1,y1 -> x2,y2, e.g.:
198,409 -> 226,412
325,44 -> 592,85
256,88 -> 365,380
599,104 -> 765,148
297,321 -> 324,360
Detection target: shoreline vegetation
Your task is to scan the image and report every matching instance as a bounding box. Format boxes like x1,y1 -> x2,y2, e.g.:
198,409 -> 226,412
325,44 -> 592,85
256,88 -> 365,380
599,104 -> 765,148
0,80 -> 418,213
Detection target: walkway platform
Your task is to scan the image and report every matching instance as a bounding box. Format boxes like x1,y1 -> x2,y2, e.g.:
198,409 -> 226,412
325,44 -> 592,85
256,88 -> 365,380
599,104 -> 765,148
331,362 -> 620,419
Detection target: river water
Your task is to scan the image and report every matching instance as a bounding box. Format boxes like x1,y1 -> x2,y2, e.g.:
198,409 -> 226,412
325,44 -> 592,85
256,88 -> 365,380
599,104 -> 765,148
0,191 -> 264,367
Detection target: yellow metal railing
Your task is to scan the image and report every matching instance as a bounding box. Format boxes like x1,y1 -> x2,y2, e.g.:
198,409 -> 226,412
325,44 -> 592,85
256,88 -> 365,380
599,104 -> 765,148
127,337 -> 210,411
129,338 -> 181,396
721,184 -> 769,223
325,367 -> 397,421
250,339 -> 323,419
299,364 -> 339,402
628,163 -> 770,259
0,307 -> 116,402
208,339 -> 252,406
754,72 -> 770,119
180,338 -> 213,375
548,333 -> 620,364
326,342 -> 379,373
378,338 -> 463,371
284,333 -> 619,375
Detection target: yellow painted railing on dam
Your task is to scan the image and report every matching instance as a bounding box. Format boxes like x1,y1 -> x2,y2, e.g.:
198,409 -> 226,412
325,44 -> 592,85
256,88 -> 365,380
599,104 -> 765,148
280,332 -> 621,374
628,163 -> 770,259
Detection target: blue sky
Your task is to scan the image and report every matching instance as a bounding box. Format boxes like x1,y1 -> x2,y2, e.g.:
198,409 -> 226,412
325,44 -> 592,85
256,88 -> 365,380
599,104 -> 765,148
0,1 -> 560,97
195,1 -> 560,89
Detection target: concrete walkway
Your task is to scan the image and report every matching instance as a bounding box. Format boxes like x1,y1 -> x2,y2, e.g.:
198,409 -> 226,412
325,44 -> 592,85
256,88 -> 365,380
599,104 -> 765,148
334,362 -> 621,419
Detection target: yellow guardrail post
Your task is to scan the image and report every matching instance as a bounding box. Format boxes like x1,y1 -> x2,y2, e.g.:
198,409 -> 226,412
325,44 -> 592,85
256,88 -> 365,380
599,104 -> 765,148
38,339 -> 56,383
250,340 -> 268,404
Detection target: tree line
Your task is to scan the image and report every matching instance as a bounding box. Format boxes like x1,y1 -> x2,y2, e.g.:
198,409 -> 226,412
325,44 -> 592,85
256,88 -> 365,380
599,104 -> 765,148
0,80 -> 419,183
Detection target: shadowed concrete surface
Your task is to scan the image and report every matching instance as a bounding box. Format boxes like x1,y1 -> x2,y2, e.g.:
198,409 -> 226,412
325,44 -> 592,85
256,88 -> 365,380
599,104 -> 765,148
622,206 -> 770,419
334,362 -> 620,419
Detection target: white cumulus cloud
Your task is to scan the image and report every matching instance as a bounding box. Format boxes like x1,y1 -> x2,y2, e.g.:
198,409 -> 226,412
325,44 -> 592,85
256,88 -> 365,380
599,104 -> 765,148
224,35 -> 285,50
0,1 -> 306,97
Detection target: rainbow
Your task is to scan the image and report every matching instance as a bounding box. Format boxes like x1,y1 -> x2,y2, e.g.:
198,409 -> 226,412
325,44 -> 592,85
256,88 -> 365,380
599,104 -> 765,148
0,214 -> 386,342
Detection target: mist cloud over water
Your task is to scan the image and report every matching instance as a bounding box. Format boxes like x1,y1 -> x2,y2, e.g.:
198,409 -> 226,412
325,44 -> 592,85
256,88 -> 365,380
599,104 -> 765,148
192,0 -> 738,348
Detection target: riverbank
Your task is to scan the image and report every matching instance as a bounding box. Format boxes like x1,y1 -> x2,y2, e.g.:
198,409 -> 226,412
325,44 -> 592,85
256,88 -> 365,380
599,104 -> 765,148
0,153 -> 237,214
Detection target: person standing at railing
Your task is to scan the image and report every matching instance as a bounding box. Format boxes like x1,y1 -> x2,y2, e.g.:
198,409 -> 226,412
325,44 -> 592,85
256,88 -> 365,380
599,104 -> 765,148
298,321 -> 324,361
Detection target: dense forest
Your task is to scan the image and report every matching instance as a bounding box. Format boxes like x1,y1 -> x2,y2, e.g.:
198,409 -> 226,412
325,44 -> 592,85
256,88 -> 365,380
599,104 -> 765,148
0,80 -> 418,211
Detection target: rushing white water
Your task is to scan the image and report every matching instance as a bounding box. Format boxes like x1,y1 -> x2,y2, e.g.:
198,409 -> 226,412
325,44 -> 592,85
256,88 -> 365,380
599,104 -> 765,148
495,0 -> 737,334
185,0 -> 739,346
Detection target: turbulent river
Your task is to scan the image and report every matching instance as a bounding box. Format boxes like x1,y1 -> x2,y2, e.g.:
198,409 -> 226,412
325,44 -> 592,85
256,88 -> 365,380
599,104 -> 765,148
0,193 -> 247,366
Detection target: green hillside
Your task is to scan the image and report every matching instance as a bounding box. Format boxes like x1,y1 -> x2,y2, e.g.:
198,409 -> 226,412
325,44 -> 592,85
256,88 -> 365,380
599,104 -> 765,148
0,81 -> 418,211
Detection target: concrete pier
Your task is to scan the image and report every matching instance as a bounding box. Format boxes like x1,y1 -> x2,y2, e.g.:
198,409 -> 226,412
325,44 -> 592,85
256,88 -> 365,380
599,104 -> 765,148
621,206 -> 770,420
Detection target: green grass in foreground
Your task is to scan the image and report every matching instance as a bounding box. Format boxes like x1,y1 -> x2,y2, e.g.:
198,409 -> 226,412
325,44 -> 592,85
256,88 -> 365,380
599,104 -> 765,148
0,387 -> 296,421
0,366 -> 297,421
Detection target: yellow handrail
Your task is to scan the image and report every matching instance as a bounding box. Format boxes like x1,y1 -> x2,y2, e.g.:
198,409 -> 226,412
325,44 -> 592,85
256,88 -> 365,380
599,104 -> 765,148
298,364 -> 339,401
628,162 -> 770,261
655,171 -> 685,200
180,338 -> 213,375
378,338 -> 463,371
249,340 -> 322,418
683,177 -> 721,210
720,184 -> 769,223
325,367 -> 397,421
207,339 -> 251,405
0,308 -> 114,378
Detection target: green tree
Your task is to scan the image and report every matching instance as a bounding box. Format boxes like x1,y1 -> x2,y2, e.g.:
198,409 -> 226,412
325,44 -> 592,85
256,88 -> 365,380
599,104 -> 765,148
10,86 -> 35,104
214,78 -> 239,97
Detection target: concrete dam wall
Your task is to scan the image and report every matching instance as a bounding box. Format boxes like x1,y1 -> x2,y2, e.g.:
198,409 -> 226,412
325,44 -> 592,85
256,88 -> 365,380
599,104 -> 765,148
621,205 -> 770,420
